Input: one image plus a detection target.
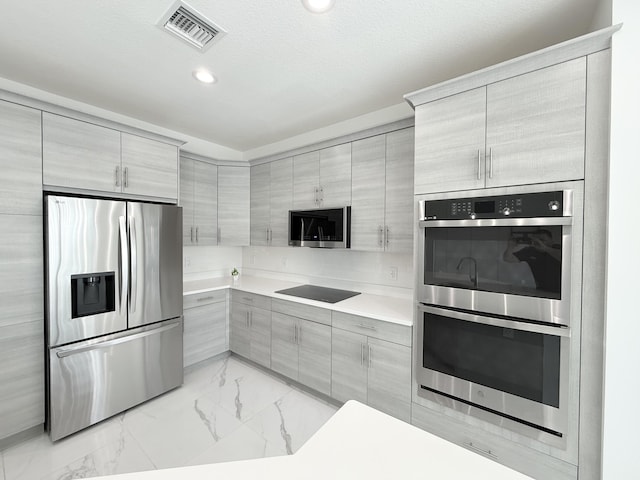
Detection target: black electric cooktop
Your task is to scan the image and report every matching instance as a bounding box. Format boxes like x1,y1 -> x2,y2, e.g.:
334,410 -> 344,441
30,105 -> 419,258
275,285 -> 361,304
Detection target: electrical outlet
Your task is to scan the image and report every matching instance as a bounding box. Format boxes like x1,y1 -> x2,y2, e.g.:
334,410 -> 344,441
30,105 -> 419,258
389,266 -> 398,280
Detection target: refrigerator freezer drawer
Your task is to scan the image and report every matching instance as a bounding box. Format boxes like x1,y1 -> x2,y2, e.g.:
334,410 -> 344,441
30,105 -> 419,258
48,318 -> 183,441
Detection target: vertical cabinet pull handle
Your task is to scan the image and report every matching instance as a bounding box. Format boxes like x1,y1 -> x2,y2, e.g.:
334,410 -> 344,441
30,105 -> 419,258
266,227 -> 270,243
123,166 -> 129,188
314,187 -> 318,206
368,345 -> 372,368
378,226 -> 384,247
360,343 -> 365,366
190,226 -> 194,243
319,186 -> 324,204
385,226 -> 390,248
195,227 -> 199,243
477,149 -> 482,180
115,166 -> 121,187
488,148 -> 493,179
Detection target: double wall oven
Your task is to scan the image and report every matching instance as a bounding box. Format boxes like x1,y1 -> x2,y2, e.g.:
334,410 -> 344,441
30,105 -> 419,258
415,182 -> 583,447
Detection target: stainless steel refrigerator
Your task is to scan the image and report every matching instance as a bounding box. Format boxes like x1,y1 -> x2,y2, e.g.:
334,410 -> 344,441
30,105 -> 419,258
45,195 -> 183,441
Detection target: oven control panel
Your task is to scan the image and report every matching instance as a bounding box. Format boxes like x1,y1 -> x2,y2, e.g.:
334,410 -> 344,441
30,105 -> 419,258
423,191 -> 566,220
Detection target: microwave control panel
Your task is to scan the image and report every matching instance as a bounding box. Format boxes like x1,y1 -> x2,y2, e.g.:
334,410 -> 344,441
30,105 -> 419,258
423,191 -> 566,220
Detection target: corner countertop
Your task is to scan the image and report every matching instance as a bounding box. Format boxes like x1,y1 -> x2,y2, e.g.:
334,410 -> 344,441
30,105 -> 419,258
183,276 -> 413,326
90,400 -> 532,480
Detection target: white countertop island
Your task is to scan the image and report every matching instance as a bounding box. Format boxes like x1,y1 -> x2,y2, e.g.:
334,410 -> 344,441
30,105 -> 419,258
91,401 -> 532,479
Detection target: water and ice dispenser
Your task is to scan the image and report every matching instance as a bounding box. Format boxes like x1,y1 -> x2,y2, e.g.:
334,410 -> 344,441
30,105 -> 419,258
71,272 -> 116,318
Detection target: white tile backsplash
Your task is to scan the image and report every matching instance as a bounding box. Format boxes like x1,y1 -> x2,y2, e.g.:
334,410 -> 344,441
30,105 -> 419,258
183,246 -> 244,282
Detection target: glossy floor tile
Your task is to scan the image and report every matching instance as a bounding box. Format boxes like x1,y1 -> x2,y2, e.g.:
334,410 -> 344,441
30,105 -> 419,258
0,355 -> 338,480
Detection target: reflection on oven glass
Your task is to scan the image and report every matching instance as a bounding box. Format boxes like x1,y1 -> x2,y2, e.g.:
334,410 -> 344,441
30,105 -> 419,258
425,226 -> 562,300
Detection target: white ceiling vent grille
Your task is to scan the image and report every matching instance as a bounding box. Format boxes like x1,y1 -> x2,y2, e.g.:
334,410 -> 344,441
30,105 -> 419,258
159,1 -> 226,52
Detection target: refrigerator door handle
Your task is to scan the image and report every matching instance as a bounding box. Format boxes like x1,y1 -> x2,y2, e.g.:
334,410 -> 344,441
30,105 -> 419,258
118,215 -> 129,315
55,321 -> 181,358
129,214 -> 138,313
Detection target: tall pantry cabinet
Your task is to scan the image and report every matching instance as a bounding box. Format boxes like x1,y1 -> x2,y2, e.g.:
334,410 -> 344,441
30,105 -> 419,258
0,100 -> 44,445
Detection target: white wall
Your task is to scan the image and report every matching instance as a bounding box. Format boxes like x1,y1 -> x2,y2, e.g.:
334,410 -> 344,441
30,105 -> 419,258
242,246 -> 413,298
183,246 -> 243,282
602,1 -> 640,478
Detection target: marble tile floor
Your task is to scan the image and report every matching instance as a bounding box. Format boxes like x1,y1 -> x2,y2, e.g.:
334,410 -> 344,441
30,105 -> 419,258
0,354 -> 339,480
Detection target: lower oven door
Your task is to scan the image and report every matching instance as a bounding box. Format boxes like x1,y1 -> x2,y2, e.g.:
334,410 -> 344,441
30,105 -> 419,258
416,304 -> 569,442
48,318 -> 183,441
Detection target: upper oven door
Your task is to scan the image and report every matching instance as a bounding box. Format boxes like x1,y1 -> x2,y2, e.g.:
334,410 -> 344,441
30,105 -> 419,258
417,192 -> 575,326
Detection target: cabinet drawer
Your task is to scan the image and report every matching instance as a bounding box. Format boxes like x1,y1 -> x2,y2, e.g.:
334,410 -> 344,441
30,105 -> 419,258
271,298 -> 331,325
411,402 -> 577,480
184,290 -> 226,309
231,290 -> 272,310
332,311 -> 411,346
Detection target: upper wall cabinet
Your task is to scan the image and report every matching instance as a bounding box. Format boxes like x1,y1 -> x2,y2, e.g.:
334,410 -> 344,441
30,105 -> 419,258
0,101 -> 42,216
218,166 -> 250,246
43,113 -> 179,201
250,158 -> 293,247
351,128 -> 414,253
293,143 -> 351,209
180,157 -> 218,246
414,58 -> 587,194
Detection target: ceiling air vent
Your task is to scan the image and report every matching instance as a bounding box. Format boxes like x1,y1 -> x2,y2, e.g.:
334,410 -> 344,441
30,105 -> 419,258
159,1 -> 226,52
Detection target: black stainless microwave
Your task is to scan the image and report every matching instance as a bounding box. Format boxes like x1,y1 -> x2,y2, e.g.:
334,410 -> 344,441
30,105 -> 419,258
288,207 -> 351,248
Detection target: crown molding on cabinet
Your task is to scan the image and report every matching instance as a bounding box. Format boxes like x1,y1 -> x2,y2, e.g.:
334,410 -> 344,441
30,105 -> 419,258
180,151 -> 249,167
0,88 -> 185,147
405,24 -> 622,108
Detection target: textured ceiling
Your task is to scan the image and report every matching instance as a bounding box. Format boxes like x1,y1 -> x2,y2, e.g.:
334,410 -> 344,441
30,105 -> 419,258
0,0 -> 603,156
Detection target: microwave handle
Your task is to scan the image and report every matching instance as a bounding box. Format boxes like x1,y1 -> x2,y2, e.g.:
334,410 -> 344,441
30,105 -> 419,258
300,218 -> 305,241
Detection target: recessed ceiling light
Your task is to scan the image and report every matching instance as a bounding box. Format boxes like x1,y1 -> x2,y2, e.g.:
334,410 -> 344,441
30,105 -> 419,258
301,0 -> 335,14
193,69 -> 216,84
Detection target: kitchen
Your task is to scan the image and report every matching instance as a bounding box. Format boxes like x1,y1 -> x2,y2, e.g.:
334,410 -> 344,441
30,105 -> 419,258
0,1 -> 637,479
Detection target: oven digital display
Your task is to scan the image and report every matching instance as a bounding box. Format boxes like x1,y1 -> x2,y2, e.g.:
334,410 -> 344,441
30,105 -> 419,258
473,200 -> 495,214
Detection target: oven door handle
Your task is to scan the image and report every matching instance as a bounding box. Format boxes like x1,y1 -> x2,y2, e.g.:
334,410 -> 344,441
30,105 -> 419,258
418,217 -> 572,228
418,304 -> 570,337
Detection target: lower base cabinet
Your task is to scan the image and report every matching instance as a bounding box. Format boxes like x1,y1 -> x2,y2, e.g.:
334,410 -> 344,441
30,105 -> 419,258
183,290 -> 228,367
271,309 -> 332,396
230,291 -> 271,368
331,313 -> 412,422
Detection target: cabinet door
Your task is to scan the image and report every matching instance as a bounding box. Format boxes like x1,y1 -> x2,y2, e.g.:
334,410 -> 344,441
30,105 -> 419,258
319,143 -> 351,207
230,302 -> 251,359
121,133 -> 178,200
298,319 -> 332,396
183,301 -> 226,367
384,128 -> 415,254
218,166 -> 250,246
351,135 -> 386,251
414,88 -> 486,194
250,163 -> 271,246
42,112 -> 121,193
331,328 -> 367,404
367,338 -> 412,422
0,101 -> 41,215
249,307 -> 271,368
180,158 -> 195,245
269,157 -> 293,246
270,312 -> 298,380
485,58 -> 586,187
293,150 -> 320,209
194,161 -> 218,245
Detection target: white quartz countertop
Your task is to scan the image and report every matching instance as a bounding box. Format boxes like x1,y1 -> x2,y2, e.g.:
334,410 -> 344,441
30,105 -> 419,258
91,400 -> 532,480
183,276 -> 413,326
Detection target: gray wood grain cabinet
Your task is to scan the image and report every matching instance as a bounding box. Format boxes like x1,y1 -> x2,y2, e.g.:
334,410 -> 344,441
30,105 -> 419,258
0,215 -> 44,442
331,312 -> 412,422
351,128 -> 414,253
293,143 -> 351,209
414,58 -> 587,194
183,290 -> 227,367
218,166 -> 250,246
250,158 -> 293,246
43,113 -> 179,201
270,299 -> 332,396
180,157 -> 218,245
0,101 -> 42,216
229,291 -> 271,368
